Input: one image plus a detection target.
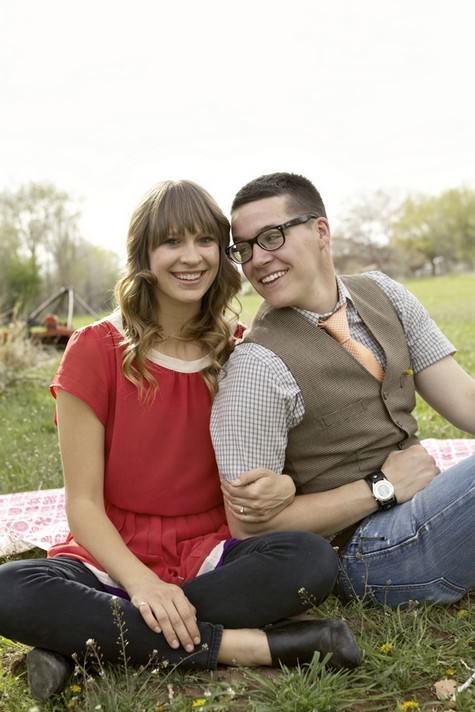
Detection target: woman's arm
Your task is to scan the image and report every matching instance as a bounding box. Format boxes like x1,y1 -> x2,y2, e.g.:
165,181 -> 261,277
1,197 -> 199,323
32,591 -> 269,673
56,389 -> 200,653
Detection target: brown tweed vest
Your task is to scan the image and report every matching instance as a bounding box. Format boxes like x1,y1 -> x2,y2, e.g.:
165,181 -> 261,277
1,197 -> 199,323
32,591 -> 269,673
244,274 -> 419,493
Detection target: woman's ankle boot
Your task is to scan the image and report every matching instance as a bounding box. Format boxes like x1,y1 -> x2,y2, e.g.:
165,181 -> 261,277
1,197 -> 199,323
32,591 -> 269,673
265,618 -> 361,668
26,648 -> 74,699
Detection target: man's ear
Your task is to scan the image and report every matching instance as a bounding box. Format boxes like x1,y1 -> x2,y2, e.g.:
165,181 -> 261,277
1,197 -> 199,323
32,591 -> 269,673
315,217 -> 331,248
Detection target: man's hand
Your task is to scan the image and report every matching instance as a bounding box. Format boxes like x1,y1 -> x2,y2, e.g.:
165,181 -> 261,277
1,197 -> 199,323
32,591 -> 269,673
381,444 -> 439,503
128,571 -> 200,652
221,468 -> 296,522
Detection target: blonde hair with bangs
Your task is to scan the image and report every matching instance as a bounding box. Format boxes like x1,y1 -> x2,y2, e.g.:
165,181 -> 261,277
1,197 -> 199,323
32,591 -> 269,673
115,180 -> 241,398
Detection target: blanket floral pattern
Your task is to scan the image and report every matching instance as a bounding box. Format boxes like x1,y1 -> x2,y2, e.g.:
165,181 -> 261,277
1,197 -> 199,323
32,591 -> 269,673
1,439 -> 475,556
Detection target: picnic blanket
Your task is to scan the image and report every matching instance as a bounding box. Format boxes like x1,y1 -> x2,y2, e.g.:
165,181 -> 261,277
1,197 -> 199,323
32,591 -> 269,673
1,438 -> 475,557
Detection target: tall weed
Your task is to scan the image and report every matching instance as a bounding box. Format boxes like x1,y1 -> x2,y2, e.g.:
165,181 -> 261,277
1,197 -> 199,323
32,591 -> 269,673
0,321 -> 49,393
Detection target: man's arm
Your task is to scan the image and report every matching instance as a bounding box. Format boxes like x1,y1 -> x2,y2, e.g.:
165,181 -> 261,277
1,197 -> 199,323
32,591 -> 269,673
223,473 -> 377,539
222,445 -> 439,539
211,342 -> 300,480
212,345 -> 438,539
415,355 -> 475,435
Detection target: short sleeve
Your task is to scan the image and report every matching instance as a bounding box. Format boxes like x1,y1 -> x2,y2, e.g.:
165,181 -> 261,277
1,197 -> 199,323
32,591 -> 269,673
211,342 -> 302,480
50,323 -> 115,425
366,271 -> 455,373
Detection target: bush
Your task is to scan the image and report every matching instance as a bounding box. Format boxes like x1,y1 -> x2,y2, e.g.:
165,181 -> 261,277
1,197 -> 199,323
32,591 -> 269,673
0,321 -> 48,393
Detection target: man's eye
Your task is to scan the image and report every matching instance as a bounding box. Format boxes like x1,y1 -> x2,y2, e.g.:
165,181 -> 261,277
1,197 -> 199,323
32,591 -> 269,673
232,244 -> 250,258
261,230 -> 282,246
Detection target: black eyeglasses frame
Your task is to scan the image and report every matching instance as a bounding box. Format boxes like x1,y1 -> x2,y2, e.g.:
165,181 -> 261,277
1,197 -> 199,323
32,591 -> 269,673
225,213 -> 319,265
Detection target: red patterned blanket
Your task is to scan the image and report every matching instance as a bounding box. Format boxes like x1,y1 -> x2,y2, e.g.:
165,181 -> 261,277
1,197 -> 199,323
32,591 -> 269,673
1,439 -> 475,556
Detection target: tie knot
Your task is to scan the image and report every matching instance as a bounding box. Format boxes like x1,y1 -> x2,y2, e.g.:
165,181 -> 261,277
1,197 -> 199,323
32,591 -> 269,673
319,303 -> 350,344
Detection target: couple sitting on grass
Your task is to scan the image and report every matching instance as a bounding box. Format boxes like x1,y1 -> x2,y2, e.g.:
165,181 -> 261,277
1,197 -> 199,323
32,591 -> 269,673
0,172 -> 473,701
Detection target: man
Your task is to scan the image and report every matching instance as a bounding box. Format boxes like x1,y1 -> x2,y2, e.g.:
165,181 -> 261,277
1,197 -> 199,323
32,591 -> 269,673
211,172 -> 475,607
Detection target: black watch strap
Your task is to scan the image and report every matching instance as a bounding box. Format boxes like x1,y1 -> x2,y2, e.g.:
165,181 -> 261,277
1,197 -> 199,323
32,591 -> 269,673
364,470 -> 398,511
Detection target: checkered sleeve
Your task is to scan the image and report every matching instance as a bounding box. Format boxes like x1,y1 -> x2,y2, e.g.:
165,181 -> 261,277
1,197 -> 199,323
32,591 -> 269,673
211,342 -> 302,481
366,271 -> 456,374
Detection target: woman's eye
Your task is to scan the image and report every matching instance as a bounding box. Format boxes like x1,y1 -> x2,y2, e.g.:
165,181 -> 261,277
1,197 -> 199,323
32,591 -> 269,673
199,235 -> 216,244
163,238 -> 180,246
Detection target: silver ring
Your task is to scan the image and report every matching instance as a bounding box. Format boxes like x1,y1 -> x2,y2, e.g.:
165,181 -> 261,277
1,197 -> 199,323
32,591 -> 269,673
138,601 -> 148,607
239,506 -> 245,514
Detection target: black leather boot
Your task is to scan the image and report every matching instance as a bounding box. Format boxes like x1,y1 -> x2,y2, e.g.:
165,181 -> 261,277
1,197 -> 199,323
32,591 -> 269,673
265,618 -> 361,668
26,648 -> 74,700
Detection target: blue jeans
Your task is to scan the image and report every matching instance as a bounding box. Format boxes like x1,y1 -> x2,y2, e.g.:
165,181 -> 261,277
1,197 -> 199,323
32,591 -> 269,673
336,455 -> 475,607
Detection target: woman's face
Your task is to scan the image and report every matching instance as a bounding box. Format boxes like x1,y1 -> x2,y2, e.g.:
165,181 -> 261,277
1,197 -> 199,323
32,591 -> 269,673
148,229 -> 220,312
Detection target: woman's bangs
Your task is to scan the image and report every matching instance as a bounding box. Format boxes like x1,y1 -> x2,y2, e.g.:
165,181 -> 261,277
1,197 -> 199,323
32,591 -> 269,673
149,184 -> 225,248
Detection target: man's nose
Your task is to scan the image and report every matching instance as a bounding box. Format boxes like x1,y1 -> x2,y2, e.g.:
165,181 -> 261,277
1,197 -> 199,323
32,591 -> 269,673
251,243 -> 273,266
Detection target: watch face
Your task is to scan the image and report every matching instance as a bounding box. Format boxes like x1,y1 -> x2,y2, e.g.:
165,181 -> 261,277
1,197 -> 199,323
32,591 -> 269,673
373,480 -> 395,502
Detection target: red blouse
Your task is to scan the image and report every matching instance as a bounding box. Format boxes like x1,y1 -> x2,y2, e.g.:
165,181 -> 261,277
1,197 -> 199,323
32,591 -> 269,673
48,314 -> 229,584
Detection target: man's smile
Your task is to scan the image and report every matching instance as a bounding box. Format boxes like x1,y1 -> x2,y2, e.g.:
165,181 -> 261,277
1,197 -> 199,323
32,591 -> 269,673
260,270 -> 288,285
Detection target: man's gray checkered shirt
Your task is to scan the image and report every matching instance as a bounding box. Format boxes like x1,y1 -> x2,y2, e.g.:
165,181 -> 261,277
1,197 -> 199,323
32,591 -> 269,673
211,271 -> 455,481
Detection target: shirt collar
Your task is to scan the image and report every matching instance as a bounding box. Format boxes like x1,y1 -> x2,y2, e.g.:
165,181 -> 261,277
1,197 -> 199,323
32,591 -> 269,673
294,275 -> 352,322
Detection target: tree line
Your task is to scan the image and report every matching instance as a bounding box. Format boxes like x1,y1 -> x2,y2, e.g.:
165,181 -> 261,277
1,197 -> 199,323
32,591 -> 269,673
0,182 -> 120,321
1,181 -> 474,322
332,187 -> 475,277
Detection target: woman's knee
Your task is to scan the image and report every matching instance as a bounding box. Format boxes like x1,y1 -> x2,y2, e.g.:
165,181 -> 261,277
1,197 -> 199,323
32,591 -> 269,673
283,531 -> 339,599
229,530 -> 339,601
0,558 -> 71,618
0,560 -> 33,623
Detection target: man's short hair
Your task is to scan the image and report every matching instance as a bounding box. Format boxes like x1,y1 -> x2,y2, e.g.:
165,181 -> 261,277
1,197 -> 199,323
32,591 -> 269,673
231,172 -> 327,218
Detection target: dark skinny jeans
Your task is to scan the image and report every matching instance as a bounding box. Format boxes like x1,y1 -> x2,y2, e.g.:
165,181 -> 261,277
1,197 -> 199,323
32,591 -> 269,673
0,531 -> 337,669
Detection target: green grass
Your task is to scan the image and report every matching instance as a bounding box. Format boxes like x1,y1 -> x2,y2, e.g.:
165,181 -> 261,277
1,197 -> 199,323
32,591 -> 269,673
393,274 -> 474,378
1,597 -> 473,711
403,274 -> 475,439
0,358 -> 62,493
0,274 -> 474,710
71,311 -> 110,329
235,291 -> 263,328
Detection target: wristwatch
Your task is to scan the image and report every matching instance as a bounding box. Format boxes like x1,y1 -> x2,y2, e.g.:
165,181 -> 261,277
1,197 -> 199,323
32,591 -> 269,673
365,470 -> 398,510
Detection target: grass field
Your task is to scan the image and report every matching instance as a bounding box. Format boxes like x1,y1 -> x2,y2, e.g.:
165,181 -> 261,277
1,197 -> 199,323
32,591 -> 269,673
0,274 -> 474,710
398,274 -> 475,440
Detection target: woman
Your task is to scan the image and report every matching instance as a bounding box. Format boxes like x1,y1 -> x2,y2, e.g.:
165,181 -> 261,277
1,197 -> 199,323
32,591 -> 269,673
0,180 -> 360,700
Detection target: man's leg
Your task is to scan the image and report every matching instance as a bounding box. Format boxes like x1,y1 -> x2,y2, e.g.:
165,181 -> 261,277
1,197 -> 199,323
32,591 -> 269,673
337,455 -> 475,606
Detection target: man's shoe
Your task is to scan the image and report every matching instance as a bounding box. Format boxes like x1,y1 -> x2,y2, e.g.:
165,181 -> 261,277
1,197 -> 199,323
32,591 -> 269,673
265,618 -> 361,668
26,648 -> 74,700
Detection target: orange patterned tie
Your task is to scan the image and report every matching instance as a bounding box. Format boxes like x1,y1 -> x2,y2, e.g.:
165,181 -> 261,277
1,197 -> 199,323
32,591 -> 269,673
319,303 -> 384,381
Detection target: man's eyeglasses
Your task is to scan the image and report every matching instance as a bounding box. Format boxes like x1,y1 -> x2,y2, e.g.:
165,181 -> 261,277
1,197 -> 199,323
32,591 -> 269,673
226,214 -> 318,265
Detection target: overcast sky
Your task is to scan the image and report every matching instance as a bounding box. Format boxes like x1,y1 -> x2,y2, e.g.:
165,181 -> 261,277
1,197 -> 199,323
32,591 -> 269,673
2,0 -> 475,259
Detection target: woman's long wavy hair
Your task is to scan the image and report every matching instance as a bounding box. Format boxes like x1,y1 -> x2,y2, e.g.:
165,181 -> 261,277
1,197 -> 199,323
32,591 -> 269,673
115,180 -> 241,398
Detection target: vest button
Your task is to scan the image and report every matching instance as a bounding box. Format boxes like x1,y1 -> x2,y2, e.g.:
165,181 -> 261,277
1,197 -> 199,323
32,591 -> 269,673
397,442 -> 405,450
382,392 -> 388,400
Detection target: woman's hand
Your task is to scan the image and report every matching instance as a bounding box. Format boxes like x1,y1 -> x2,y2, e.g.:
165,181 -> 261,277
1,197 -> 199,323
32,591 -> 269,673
221,468 -> 296,522
128,572 -> 200,653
